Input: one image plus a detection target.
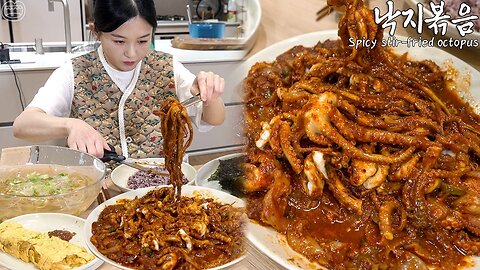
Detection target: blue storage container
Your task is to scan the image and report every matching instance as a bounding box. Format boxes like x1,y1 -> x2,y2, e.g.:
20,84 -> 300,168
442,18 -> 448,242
188,22 -> 225,38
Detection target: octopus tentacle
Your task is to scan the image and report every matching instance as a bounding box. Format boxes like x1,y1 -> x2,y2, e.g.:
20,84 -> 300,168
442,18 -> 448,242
363,164 -> 389,189
378,50 -> 450,114
388,90 -> 436,119
330,105 -> 437,149
302,152 -> 327,197
340,98 -> 441,132
280,121 -> 303,174
390,153 -> 421,181
326,164 -> 363,215
379,200 -> 407,240
244,151 -> 277,193
261,167 -> 292,232
305,92 -> 417,164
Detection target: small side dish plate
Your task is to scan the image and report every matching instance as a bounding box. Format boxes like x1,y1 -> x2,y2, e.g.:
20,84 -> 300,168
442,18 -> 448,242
195,153 -> 245,195
110,158 -> 196,192
0,213 -> 103,270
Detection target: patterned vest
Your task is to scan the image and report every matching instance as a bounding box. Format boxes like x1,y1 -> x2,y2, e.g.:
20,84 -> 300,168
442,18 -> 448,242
70,50 -> 177,158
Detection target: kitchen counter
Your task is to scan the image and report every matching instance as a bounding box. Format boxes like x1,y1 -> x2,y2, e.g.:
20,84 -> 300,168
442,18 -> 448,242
154,39 -> 248,63
0,40 -> 248,73
157,20 -> 241,28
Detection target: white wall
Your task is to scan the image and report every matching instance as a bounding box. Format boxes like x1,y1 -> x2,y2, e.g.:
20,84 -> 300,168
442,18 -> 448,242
2,0 -> 83,43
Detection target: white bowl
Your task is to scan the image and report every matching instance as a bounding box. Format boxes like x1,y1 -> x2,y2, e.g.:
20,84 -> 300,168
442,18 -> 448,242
84,185 -> 246,270
110,158 -> 196,192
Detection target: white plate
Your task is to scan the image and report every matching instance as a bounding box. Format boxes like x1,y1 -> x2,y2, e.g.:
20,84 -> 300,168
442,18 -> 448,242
84,185 -> 246,270
405,0 -> 480,47
0,213 -> 103,270
110,158 -> 196,192
240,30 -> 480,270
195,153 -> 245,195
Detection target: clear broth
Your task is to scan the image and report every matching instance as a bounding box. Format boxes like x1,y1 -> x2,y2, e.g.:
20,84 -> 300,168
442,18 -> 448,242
0,164 -> 94,196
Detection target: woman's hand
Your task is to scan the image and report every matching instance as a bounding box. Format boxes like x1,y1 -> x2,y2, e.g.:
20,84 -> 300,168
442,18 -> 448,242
191,71 -> 225,104
13,108 -> 109,158
66,118 -> 110,158
189,71 -> 226,125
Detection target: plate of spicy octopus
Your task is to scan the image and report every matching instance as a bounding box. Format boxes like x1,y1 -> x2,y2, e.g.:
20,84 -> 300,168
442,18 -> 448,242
84,185 -> 247,270
240,20 -> 480,270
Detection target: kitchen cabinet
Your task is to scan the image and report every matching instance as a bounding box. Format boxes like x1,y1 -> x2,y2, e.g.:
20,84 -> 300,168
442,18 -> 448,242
189,104 -> 244,154
0,70 -> 49,123
184,61 -> 246,154
184,61 -> 244,105
0,21 -> 9,42
0,69 -> 66,150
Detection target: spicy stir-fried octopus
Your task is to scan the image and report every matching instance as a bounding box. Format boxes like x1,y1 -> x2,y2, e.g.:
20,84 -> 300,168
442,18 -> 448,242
243,0 -> 480,269
91,187 -> 245,270
91,99 -> 246,269
154,97 -> 193,200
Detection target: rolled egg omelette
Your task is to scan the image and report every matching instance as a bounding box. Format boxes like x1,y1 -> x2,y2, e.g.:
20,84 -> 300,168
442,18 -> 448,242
0,221 -> 95,270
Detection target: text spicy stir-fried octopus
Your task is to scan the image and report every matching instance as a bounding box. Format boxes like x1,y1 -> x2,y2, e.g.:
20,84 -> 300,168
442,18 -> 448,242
243,0 -> 480,269
91,187 -> 245,269
91,98 -> 246,269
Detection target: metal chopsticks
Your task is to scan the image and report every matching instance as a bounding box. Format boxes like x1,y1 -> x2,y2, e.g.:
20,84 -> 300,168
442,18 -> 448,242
316,5 -> 333,21
96,182 -> 111,204
181,94 -> 202,108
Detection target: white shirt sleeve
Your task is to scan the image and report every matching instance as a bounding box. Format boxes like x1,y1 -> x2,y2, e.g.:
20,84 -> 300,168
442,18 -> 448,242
27,61 -> 74,117
172,56 -> 213,132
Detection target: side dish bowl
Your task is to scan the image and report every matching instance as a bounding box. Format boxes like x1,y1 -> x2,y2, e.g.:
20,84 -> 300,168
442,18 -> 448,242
110,158 -> 196,192
0,145 -> 106,221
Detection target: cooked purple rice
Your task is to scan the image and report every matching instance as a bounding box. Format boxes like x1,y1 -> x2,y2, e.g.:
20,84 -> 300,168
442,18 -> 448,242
127,167 -> 188,189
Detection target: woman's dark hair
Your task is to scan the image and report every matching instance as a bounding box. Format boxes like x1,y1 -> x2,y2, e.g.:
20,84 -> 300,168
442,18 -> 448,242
93,0 -> 157,33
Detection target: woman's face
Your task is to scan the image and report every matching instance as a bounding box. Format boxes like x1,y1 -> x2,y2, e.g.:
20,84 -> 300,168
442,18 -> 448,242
97,16 -> 153,71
